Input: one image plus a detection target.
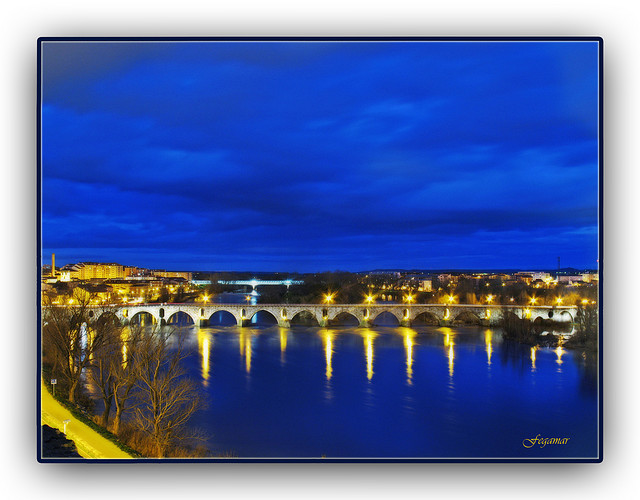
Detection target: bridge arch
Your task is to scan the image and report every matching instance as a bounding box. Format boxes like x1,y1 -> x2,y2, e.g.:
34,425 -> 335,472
96,311 -> 121,329
452,310 -> 482,325
372,311 -> 401,326
500,309 -> 520,322
413,311 -> 440,325
167,311 -> 196,326
290,310 -> 320,326
557,309 -> 574,324
130,311 -> 156,327
330,311 -> 360,326
208,310 -> 238,326
249,309 -> 279,326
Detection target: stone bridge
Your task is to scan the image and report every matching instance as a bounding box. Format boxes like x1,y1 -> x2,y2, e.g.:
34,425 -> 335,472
86,303 -> 577,328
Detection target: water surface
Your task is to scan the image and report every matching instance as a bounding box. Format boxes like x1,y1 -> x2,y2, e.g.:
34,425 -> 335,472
181,325 -> 598,459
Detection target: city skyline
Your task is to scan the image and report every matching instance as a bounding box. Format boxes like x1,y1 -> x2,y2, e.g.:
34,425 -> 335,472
41,39 -> 600,272
41,254 -> 596,275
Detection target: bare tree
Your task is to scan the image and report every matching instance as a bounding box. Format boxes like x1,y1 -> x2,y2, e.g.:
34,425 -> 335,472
131,326 -> 204,457
42,288 -> 109,403
87,312 -> 123,426
111,325 -> 146,435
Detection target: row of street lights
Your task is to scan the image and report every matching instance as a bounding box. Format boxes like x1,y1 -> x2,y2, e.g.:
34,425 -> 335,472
194,291 -> 594,307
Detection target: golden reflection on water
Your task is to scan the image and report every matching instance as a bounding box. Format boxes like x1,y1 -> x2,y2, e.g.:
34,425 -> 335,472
531,346 -> 537,371
442,328 -> 455,377
400,328 -> 416,385
238,330 -> 253,373
361,329 -> 377,380
197,329 -> 212,386
556,346 -> 564,366
485,329 -> 493,366
279,328 -> 288,364
319,329 -> 335,380
86,326 -> 95,361
120,326 -> 130,365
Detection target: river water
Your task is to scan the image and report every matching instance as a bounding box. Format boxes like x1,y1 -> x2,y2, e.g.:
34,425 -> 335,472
178,323 -> 598,459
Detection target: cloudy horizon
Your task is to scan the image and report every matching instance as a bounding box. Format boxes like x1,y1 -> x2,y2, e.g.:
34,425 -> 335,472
40,39 -> 600,272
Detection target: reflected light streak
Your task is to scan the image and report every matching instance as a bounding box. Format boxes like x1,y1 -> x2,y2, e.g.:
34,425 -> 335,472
121,327 -> 130,364
441,328 -> 454,377
531,346 -> 537,371
87,327 -> 95,361
362,330 -> 376,380
321,330 -> 335,380
202,337 -> 210,384
556,346 -> 564,365
239,331 -> 252,373
245,333 -> 252,373
402,329 -> 416,385
485,329 -> 493,366
198,329 -> 212,386
448,341 -> 455,377
280,328 -> 288,365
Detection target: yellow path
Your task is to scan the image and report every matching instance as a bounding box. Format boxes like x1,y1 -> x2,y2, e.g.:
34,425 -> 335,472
41,380 -> 132,459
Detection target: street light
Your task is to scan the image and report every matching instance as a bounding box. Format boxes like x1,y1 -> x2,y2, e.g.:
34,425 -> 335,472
447,294 -> 456,304
486,294 -> 494,304
529,297 -> 537,305
324,292 -> 335,304
404,293 -> 415,304
555,297 -> 563,306
365,294 -> 375,305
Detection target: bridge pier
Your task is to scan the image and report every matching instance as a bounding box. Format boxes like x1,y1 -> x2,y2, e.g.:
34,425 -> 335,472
278,319 -> 291,328
198,318 -> 209,328
401,319 -> 412,327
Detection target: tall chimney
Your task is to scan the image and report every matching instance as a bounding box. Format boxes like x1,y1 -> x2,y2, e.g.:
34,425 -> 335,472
52,253 -> 55,276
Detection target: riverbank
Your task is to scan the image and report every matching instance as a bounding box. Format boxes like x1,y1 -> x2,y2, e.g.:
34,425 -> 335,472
40,379 -> 133,460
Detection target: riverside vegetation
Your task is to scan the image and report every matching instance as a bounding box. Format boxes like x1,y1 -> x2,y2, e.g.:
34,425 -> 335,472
42,288 -> 213,458
499,303 -> 598,351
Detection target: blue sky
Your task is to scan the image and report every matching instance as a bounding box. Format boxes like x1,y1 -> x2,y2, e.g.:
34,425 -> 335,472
40,40 -> 599,272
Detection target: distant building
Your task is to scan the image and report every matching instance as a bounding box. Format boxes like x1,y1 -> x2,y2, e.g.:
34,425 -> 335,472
530,272 -> 551,281
557,275 -> 583,285
418,279 -> 432,292
514,272 -> 533,285
63,262 -> 125,280
152,270 -> 193,281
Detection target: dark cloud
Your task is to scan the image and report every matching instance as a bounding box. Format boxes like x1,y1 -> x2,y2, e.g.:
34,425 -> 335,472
41,40 -> 599,271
